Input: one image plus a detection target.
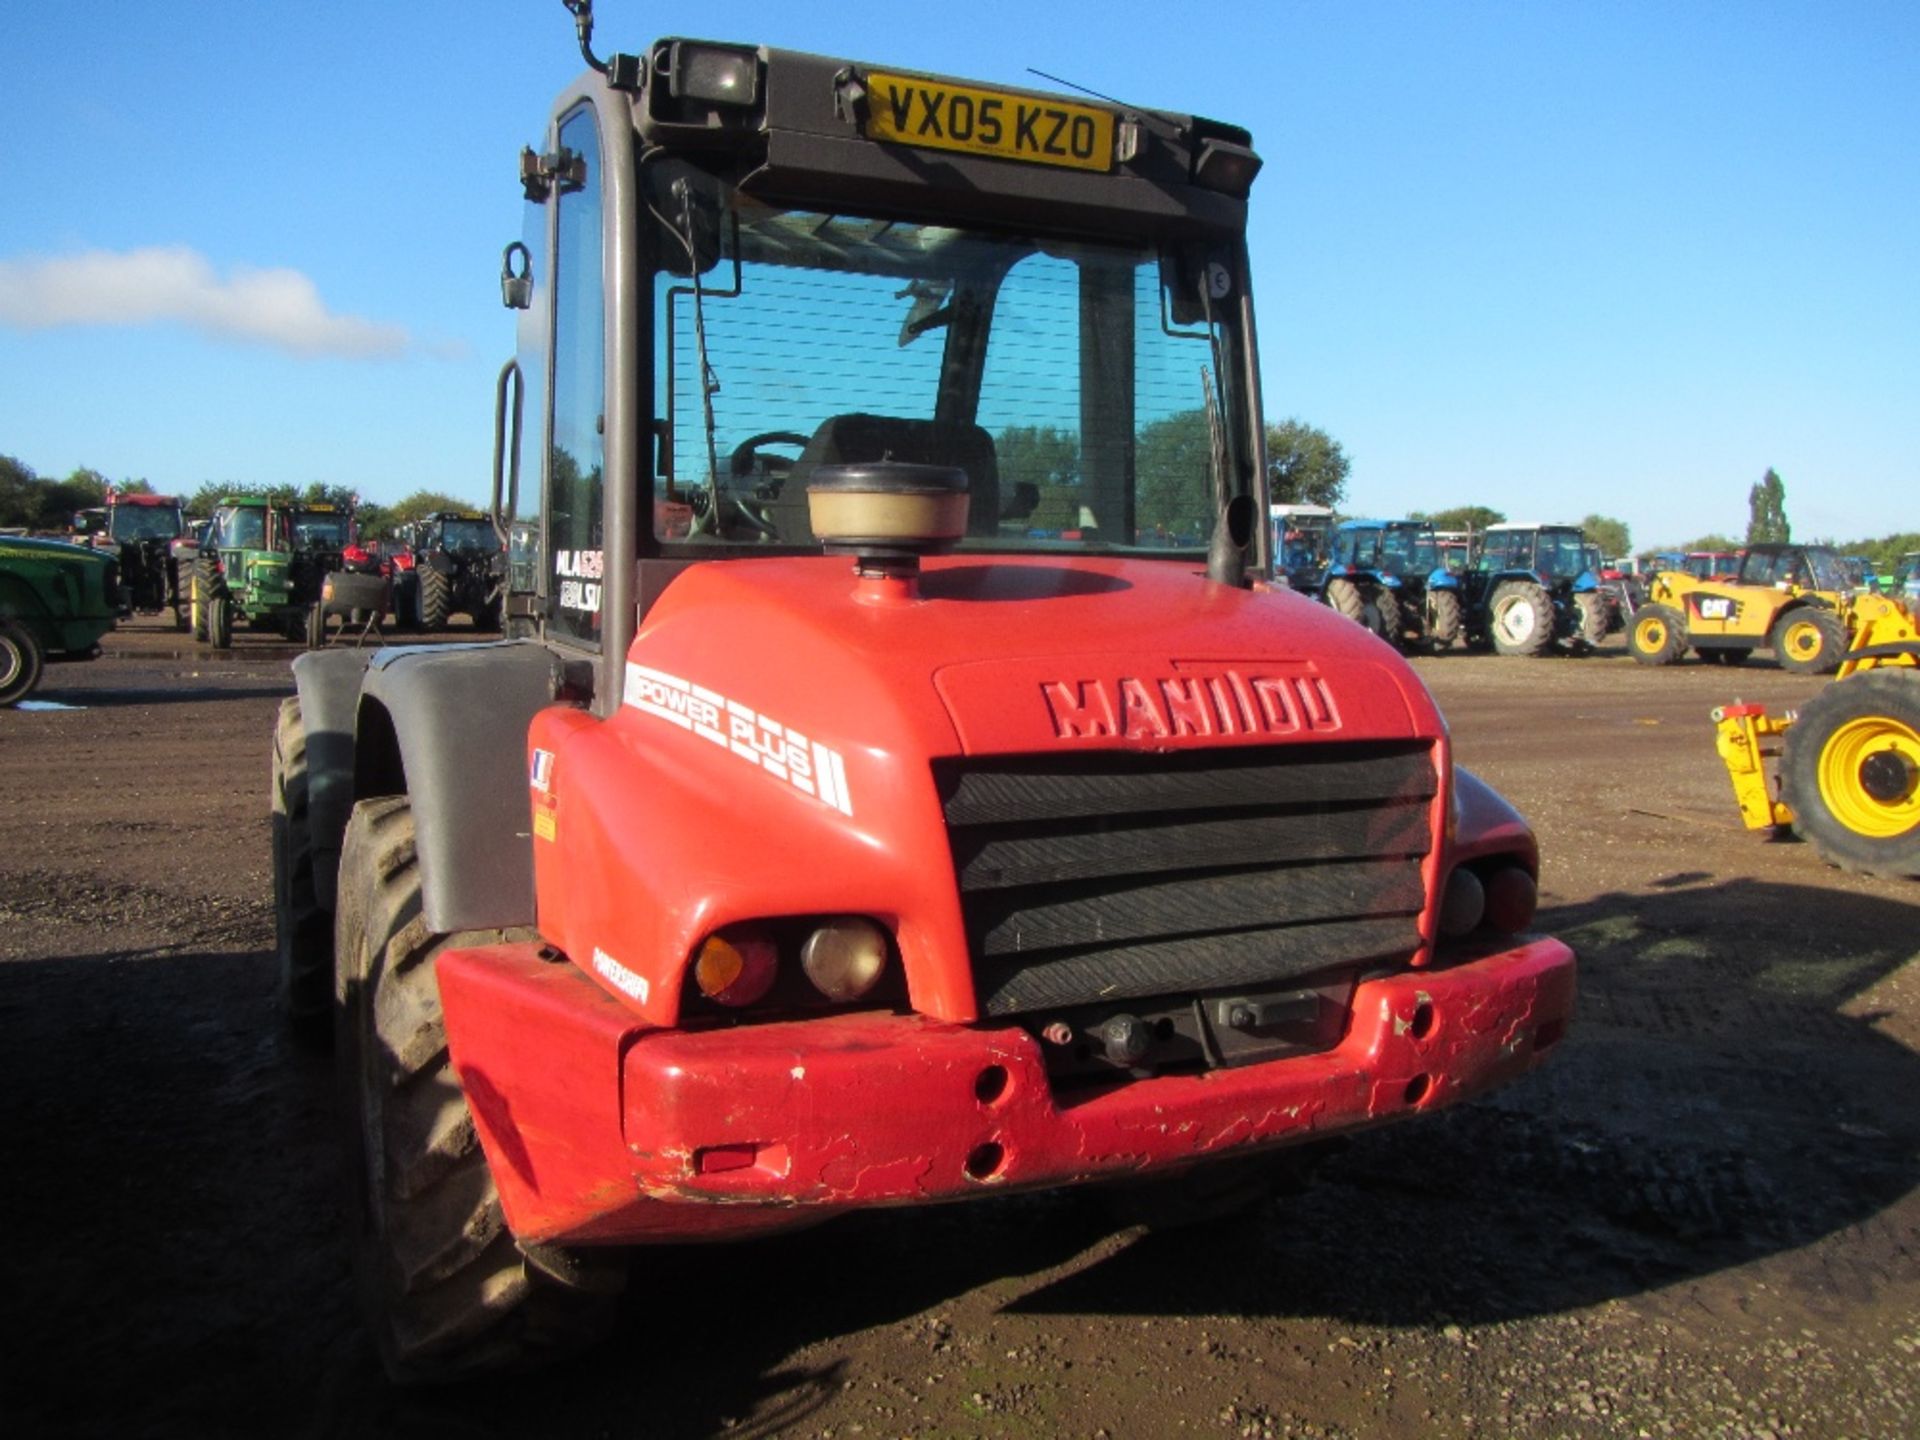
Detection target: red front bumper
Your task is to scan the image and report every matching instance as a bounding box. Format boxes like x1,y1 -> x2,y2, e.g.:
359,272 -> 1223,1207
437,938 -> 1575,1247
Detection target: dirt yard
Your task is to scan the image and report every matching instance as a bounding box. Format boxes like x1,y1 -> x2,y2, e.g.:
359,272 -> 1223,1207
1,618 -> 1914,1439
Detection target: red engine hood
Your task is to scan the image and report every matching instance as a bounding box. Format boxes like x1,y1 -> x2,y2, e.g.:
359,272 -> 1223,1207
532,555 -> 1450,1026
627,555 -> 1440,760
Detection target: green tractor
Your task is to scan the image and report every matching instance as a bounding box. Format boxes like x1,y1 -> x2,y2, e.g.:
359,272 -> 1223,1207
191,497 -> 295,647
1,535 -> 120,706
192,497 -> 376,648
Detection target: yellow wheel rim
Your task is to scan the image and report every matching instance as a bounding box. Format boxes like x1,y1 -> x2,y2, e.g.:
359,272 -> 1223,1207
1635,616 -> 1666,649
1781,619 -> 1823,660
1819,716 -> 1920,838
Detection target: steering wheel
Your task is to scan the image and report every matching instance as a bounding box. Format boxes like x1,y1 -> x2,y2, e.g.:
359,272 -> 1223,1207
687,433 -> 813,539
728,431 -> 810,483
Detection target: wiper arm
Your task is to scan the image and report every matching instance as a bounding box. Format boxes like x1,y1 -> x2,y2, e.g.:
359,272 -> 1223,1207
1194,266 -> 1233,516
1200,364 -> 1228,517
657,177 -> 725,529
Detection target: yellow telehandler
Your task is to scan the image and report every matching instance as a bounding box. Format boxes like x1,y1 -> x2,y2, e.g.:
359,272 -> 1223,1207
1633,542 -> 1856,672
1712,594 -> 1920,877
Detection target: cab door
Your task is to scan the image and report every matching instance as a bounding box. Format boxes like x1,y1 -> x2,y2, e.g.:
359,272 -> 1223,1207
541,104 -> 607,652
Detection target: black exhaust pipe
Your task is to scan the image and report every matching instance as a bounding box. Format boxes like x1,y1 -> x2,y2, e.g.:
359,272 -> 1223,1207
1207,493 -> 1255,588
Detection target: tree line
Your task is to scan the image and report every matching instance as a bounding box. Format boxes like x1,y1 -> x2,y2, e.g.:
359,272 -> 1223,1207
0,453 -> 479,538
11,448 -> 1905,572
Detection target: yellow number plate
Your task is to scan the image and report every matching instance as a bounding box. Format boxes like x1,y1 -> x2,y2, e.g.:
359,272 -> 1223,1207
864,72 -> 1114,173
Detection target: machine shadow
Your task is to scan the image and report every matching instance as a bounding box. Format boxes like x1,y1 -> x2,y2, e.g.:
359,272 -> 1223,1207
356,876 -> 1920,1436
1006,875 -> 1919,1328
46,683 -> 296,707
8,871 -> 1914,1438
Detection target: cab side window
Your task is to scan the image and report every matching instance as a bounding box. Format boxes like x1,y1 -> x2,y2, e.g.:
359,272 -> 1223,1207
546,106 -> 606,647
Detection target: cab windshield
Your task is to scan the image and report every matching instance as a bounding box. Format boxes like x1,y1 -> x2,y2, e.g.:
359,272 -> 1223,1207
1478,528 -> 1586,579
109,504 -> 183,542
217,506 -> 269,551
441,519 -> 502,552
1739,548 -> 1844,590
290,514 -> 350,550
1333,524 -> 1430,576
1382,523 -> 1437,577
648,164 -> 1252,555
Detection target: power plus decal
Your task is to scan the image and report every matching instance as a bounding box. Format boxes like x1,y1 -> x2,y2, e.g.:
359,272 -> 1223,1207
623,663 -> 854,816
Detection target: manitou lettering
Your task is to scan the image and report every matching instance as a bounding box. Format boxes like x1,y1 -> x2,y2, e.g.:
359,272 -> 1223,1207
1042,671 -> 1343,741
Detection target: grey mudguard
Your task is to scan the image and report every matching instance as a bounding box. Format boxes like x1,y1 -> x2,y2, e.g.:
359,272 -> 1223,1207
358,641 -> 564,934
290,647 -> 378,913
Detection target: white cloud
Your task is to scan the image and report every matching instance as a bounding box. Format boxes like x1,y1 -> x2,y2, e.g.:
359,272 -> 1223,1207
0,245 -> 415,359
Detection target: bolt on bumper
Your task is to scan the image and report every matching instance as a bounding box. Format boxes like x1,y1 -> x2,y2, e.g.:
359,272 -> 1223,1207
437,936 -> 1575,1247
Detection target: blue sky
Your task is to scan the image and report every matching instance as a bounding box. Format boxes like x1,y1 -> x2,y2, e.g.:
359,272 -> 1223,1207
3,1 -> 1914,549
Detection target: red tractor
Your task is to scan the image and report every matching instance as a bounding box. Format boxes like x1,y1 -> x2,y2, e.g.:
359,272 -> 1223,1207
82,491 -> 189,627
274,4 -> 1576,1383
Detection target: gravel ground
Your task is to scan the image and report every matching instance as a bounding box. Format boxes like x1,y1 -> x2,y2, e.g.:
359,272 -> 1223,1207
0,619 -> 1914,1439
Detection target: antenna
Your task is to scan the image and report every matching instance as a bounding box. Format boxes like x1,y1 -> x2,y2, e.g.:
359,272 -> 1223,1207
1026,67 -> 1127,108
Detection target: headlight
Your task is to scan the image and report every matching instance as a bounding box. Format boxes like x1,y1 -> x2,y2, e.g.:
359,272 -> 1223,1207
1483,865 -> 1538,934
1438,861 -> 1536,940
1438,867 -> 1485,939
801,918 -> 891,1002
668,42 -> 759,106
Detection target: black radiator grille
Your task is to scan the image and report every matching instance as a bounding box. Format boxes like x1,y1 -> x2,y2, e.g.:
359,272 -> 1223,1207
937,743 -> 1436,1018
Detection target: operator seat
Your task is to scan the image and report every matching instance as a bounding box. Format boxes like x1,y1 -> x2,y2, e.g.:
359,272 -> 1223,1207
771,413 -> 1000,543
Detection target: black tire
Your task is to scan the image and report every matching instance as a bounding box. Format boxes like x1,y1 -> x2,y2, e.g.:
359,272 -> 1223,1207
1719,647 -> 1753,666
272,697 -> 332,1047
335,798 -> 624,1382
1488,581 -> 1554,657
1373,586 -> 1402,645
1574,592 -> 1610,652
306,601 -> 326,651
1426,588 -> 1463,648
389,573 -> 418,634
420,568 -> 452,632
190,562 -> 213,642
209,594 -> 234,650
1771,607 -> 1847,675
473,594 -> 503,633
1325,577 -> 1367,628
1628,603 -> 1686,666
172,601 -> 189,632
1779,669 -> 1920,879
0,618 -> 46,707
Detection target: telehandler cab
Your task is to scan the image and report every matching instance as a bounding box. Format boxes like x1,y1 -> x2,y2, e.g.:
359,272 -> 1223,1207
274,2 -> 1576,1382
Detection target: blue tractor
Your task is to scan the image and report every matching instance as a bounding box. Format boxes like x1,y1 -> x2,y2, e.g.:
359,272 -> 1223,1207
1462,523 -> 1610,657
1269,503 -> 1335,595
1324,519 -> 1464,651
